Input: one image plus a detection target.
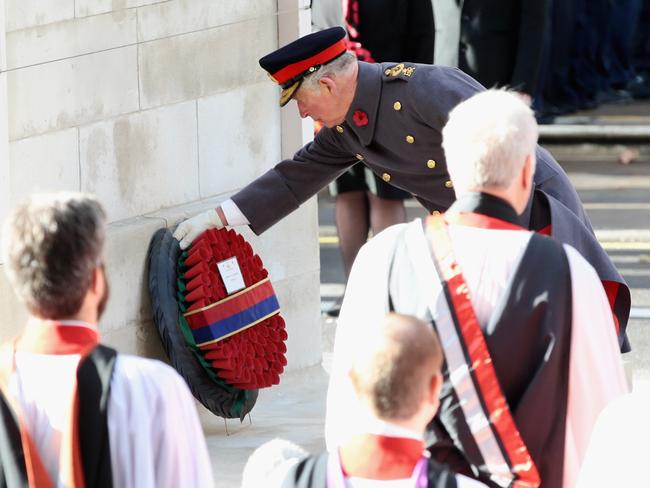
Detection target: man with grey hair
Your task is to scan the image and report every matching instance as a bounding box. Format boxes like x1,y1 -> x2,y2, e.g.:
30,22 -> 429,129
173,27 -> 630,347
0,192 -> 213,487
326,90 -> 627,487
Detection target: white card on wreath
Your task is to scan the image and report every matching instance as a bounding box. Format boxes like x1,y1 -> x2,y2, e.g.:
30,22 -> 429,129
216,256 -> 246,295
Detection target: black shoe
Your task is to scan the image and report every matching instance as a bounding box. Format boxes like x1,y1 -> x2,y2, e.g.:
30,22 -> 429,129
627,75 -> 650,99
325,298 -> 343,317
535,103 -> 576,124
576,96 -> 599,110
596,88 -> 632,105
536,112 -> 556,125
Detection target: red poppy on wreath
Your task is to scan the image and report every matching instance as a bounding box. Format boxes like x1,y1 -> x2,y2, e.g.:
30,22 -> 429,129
352,110 -> 369,127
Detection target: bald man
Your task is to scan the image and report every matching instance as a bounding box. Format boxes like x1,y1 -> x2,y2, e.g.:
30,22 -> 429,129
280,313 -> 484,487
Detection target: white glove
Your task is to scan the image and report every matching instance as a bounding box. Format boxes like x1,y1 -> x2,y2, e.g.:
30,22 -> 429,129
173,208 -> 224,250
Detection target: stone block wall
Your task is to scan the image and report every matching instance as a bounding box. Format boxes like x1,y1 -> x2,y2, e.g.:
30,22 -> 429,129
1,0 -> 322,370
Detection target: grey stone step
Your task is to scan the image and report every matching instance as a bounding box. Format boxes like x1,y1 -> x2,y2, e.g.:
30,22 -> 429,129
539,124 -> 650,143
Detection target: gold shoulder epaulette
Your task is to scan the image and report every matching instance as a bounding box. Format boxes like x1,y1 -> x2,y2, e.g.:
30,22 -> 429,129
383,63 -> 416,79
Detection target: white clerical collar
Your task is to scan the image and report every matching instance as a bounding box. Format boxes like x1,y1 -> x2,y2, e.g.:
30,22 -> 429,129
359,415 -> 423,441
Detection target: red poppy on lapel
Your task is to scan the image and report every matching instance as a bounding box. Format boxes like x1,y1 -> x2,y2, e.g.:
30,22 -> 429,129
352,110 -> 369,126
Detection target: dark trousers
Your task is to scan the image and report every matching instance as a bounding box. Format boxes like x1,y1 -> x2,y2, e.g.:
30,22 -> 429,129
538,0 -> 581,109
570,0 -> 610,98
633,0 -> 650,73
604,0 -> 643,87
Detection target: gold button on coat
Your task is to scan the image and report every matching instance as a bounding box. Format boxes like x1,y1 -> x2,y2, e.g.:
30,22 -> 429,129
427,159 -> 436,169
384,69 -> 391,75
393,101 -> 402,111
445,180 -> 453,188
406,135 -> 415,144
336,125 -> 344,133
382,173 -> 391,182
356,153 -> 364,160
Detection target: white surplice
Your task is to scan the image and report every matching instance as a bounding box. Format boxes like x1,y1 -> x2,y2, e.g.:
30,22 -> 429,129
9,324 -> 214,488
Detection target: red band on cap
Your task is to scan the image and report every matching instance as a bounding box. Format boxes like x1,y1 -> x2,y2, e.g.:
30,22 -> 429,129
271,39 -> 347,85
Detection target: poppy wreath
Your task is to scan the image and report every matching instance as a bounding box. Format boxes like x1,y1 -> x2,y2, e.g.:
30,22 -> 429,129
177,228 -> 288,390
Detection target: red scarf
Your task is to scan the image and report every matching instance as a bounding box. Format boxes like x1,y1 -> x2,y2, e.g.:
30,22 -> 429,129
339,434 -> 426,480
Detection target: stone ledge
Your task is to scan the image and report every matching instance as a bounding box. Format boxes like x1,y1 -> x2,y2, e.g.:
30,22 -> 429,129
544,143 -> 650,162
595,229 -> 650,242
540,124 -> 650,143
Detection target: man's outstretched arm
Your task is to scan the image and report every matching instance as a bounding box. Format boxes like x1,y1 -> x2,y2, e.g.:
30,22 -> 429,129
173,128 -> 357,248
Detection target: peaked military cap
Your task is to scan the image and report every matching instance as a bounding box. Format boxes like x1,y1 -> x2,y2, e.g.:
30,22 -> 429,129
259,26 -> 347,107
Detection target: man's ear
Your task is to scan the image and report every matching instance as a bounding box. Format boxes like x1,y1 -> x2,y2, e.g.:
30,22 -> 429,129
426,372 -> 443,415
521,153 -> 535,191
431,372 -> 443,401
91,265 -> 105,298
319,76 -> 337,96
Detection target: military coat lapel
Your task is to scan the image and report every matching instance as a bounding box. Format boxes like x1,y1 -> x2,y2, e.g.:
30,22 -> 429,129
345,62 -> 381,147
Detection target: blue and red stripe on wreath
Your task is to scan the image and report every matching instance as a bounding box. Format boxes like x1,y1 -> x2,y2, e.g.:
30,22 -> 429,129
176,228 -> 288,390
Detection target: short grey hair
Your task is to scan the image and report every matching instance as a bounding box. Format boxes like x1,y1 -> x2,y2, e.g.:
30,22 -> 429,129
2,192 -> 107,319
300,51 -> 356,91
442,89 -> 538,193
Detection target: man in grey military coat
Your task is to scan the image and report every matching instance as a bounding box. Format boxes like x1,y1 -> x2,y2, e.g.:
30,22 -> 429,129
174,27 -> 630,349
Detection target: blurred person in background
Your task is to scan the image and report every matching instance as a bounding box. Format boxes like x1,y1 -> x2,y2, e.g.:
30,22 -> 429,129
535,0 -> 592,120
630,0 -> 650,97
315,0 -> 434,317
311,0 -> 344,33
602,0 -> 643,97
431,0 -> 550,103
537,0 -> 649,121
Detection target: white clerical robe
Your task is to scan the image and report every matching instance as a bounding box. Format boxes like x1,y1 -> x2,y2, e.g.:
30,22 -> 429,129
9,322 -> 214,488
